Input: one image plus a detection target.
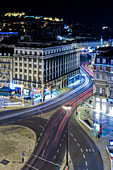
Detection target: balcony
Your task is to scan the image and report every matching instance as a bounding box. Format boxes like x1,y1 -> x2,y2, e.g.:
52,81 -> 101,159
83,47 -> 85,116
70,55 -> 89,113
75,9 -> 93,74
94,93 -> 107,97
0,67 -> 10,70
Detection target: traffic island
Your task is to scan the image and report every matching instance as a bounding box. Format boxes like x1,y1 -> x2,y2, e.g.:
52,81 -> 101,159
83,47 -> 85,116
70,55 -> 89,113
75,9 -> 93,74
79,115 -> 94,131
0,125 -> 36,170
60,152 -> 73,170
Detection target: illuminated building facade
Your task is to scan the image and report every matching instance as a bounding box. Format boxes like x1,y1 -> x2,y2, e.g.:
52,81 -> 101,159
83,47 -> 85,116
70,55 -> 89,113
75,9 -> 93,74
4,12 -> 25,17
13,41 -> 80,101
93,48 -> 113,114
0,47 -> 13,88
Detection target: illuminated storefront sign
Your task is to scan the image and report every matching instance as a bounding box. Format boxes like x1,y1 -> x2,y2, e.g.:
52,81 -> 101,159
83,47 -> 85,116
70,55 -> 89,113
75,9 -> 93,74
109,140 -> 113,146
33,88 -> 41,94
93,122 -> 100,132
93,122 -> 102,134
23,89 -> 30,96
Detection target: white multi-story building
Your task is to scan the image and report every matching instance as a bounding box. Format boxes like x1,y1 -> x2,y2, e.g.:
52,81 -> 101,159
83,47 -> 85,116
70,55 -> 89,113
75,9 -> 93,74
0,47 -> 13,88
93,47 -> 113,114
13,41 -> 80,101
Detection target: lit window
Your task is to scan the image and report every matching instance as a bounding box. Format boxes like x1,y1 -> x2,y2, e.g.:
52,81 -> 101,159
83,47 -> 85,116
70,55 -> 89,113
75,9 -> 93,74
102,88 -> 105,94
30,51 -> 32,55
111,67 -> 113,73
25,51 -> 27,55
102,58 -> 106,64
111,59 -> 113,65
96,87 -> 100,93
97,58 -> 100,64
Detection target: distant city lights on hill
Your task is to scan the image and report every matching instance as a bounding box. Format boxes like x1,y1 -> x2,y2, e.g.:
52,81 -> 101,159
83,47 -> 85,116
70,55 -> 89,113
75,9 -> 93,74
4,12 -> 63,22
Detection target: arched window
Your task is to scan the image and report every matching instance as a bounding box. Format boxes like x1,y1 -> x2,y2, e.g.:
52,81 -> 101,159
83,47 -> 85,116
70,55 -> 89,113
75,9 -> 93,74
40,52 -> 42,56
96,97 -> 100,102
102,99 -> 106,102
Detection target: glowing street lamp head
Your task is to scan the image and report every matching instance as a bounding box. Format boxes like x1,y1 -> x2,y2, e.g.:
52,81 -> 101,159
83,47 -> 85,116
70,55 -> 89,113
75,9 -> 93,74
63,106 -> 72,111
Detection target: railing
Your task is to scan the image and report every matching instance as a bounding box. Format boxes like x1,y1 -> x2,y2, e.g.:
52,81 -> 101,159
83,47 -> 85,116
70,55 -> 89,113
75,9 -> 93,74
2,102 -> 24,108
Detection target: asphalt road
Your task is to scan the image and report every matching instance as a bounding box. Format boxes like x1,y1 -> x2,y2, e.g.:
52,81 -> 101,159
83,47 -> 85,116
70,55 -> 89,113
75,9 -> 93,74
69,114 -> 104,170
0,68 -> 91,122
0,63 -> 104,170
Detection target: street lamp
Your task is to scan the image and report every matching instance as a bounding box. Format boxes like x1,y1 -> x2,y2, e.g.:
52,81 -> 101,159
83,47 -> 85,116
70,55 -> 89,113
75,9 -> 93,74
63,105 -> 72,169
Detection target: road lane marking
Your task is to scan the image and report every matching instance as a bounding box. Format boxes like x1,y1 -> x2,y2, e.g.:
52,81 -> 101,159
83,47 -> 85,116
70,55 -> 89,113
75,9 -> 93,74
32,154 -> 59,166
42,149 -> 45,157
39,124 -> 44,129
46,139 -> 49,146
44,124 -> 47,127
83,154 -> 86,159
74,138 -> 77,142
85,161 -> 88,166
57,149 -> 59,153
86,149 -> 88,152
70,133 -> 73,137
50,130 -> 53,135
80,148 -> 83,152
77,143 -> 80,147
26,164 -> 39,170
38,137 -> 40,141
40,132 -> 42,136
89,149 -> 91,152
92,148 -> 95,152
59,143 -> 62,147
54,155 -> 56,159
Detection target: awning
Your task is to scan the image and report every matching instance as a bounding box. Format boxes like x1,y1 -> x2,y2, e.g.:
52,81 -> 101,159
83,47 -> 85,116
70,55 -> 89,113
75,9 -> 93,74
0,86 -> 15,96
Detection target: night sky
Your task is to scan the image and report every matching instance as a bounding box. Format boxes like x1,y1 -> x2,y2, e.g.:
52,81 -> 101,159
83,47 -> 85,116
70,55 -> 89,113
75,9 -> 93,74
1,0 -> 113,27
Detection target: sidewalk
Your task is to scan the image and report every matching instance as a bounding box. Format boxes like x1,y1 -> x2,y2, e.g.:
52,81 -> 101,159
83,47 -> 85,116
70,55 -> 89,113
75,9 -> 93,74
0,77 -> 85,110
75,96 -> 111,170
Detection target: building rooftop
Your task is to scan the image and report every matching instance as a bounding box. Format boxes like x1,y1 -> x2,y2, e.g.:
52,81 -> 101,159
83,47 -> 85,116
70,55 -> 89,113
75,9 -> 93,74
0,47 -> 14,55
17,39 -> 74,48
97,47 -> 113,58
